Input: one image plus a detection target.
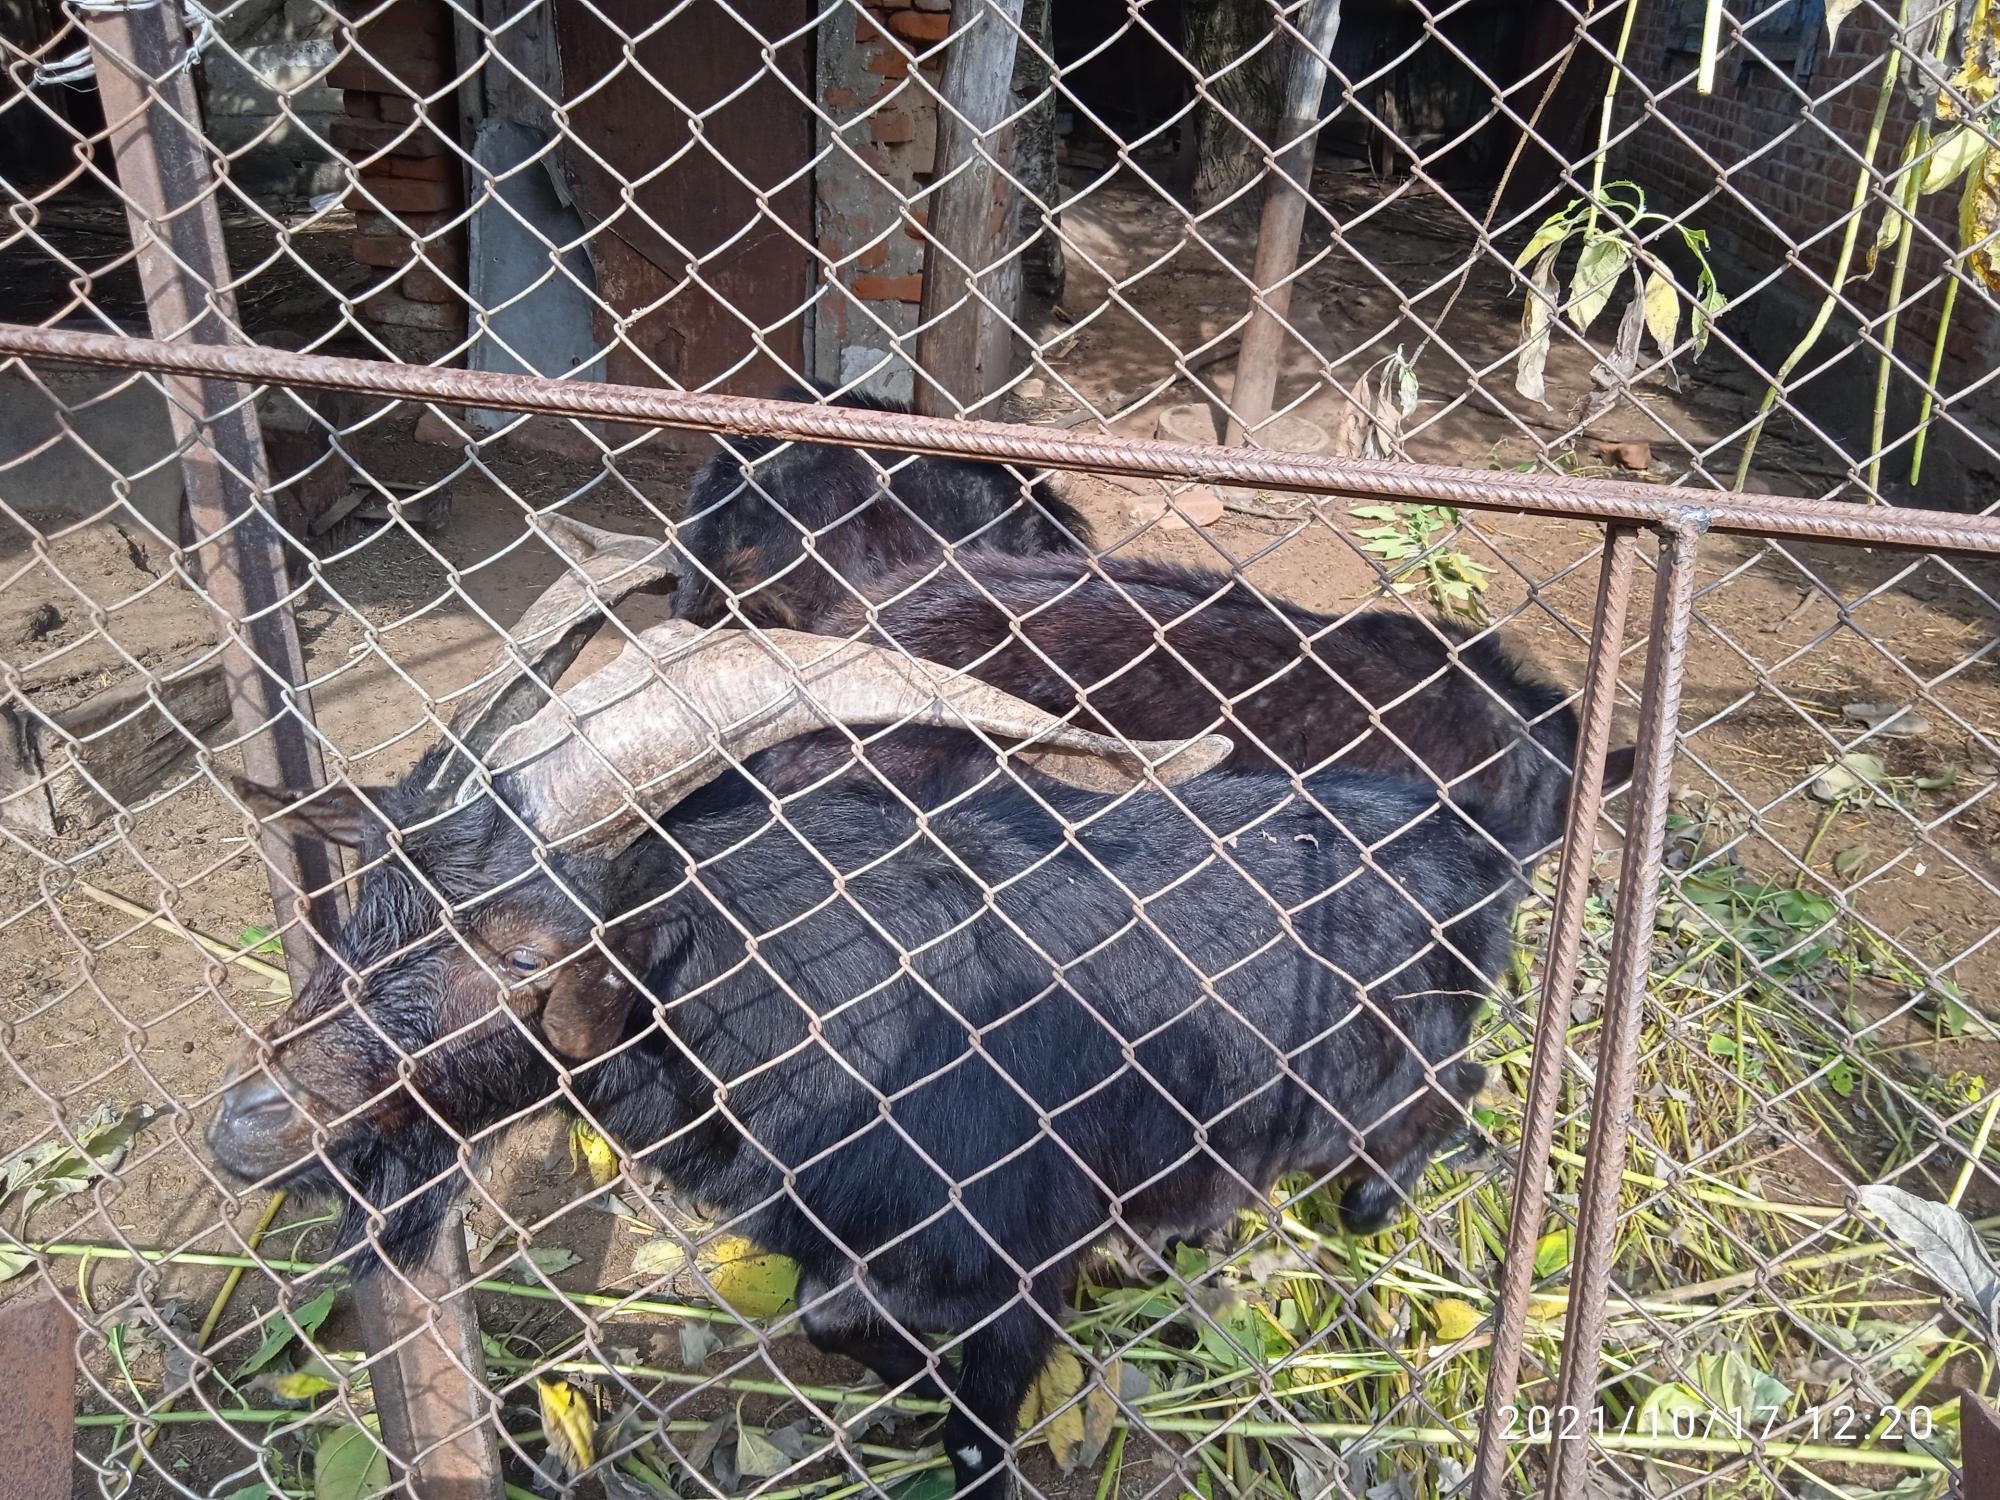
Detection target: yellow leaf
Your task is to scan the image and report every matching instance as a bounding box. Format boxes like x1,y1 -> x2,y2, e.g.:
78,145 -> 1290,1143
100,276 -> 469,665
1430,1297 -> 1485,1342
1027,1348 -> 1089,1471
567,1118 -> 619,1188
631,1236 -> 689,1281
1962,143 -> 2000,296
1079,1359 -> 1120,1470
268,1370 -> 338,1400
1938,0 -> 1998,121
1527,1294 -> 1568,1321
699,1236 -> 800,1319
1641,271 -> 1680,354
1921,128 -> 1990,196
538,1378 -> 596,1476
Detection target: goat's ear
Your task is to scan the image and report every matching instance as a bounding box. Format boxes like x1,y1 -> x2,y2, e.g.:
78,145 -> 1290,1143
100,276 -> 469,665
539,958 -> 637,1060
1599,745 -> 1637,790
229,775 -> 387,850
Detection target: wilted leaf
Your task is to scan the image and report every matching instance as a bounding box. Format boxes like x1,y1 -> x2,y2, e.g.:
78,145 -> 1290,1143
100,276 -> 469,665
1395,359 -> 1420,418
1568,235 -> 1631,334
631,1235 -> 689,1281
701,1236 -> 799,1318
1327,373 -> 1373,459
1365,369 -> 1404,460
1513,209 -> 1575,268
1641,270 -> 1680,353
1921,130 -> 1990,196
1430,1298 -> 1484,1342
1937,0 -> 1998,122
736,1424 -> 791,1479
1825,0 -> 1868,42
1024,1347 -> 1089,1470
681,1412 -> 734,1477
1516,246 -> 1559,406
1855,1184 -> 2000,1340
3,1103 -> 157,1226
679,1321 -> 724,1369
315,1422 -> 389,1500
1078,1359 -> 1120,1470
1811,751 -> 1887,803
235,1285 -> 341,1379
266,1368 -> 341,1402
1843,702 -> 1931,739
1831,846 -> 1869,880
1635,1381 -> 1705,1431
1963,141 -> 2000,295
569,1118 -> 620,1188
539,1378 -> 597,1476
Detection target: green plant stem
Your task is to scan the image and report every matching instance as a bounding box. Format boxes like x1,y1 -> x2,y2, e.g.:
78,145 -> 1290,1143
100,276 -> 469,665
1869,128 -> 1930,500
1584,0 -> 1645,240
1794,800 -> 1844,890
483,1351 -> 947,1415
1949,1090 -> 2000,1208
1910,275 -> 1960,483
1093,1424 -> 1128,1500
1734,0 -> 1911,489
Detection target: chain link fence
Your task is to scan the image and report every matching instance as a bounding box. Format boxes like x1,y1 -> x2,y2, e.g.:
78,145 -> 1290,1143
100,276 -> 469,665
0,1 -> 1997,1498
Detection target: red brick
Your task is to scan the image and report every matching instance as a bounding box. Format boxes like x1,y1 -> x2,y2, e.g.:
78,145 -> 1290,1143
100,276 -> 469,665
394,263 -> 462,303
852,272 -> 923,303
854,10 -> 884,41
362,291 -> 464,332
380,152 -> 456,181
855,241 -> 888,269
354,208 -> 458,239
888,10 -> 949,41
327,50 -> 447,94
871,110 -> 914,144
377,95 -> 425,124
864,47 -> 910,78
824,86 -> 858,108
331,118 -> 448,160
350,173 -> 455,214
351,230 -> 413,268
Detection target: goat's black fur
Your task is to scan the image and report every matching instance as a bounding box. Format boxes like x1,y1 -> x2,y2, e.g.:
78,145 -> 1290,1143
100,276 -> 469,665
669,384 -> 1092,629
226,744 -> 1514,1494
751,549 -> 1623,860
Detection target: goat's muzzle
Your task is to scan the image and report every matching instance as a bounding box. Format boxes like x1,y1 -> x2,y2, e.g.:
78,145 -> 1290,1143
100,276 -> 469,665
207,1065 -> 320,1183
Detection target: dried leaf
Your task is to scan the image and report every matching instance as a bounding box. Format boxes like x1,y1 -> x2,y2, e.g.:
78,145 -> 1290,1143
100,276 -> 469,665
1327,373 -> 1372,458
1855,1184 -> 2000,1339
1597,441 -> 1653,471
735,1424 -> 790,1479
1963,141 -> 2000,295
1078,1359 -> 1121,1470
631,1235 -> 689,1281
1843,702 -> 1932,738
1516,247 -> 1560,406
1825,0 -> 1868,43
314,1422 -> 389,1500
1937,0 -> 1998,122
1365,371 -> 1404,460
3,1103 -> 157,1227
539,1378 -> 597,1476
1022,1347 -> 1088,1469
681,1412 -> 734,1477
1578,285 -> 1646,423
1568,235 -> 1631,334
1811,751 -> 1887,803
569,1118 -> 619,1187
679,1321 -> 724,1369
1641,271 -> 1680,354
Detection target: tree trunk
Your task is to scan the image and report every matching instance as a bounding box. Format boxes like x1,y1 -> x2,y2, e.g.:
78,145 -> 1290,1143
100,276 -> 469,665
1183,0 -> 1280,211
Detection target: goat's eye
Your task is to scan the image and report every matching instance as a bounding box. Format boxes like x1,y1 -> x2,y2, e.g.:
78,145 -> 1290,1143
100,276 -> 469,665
507,948 -> 545,975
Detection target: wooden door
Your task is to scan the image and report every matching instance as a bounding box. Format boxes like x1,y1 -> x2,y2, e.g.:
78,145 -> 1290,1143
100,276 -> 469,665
557,0 -> 813,397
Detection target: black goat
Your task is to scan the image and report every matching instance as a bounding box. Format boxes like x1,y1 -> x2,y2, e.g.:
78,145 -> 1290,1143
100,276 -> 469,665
209,580 -> 1516,1496
756,549 -> 1629,861
669,384 -> 1092,629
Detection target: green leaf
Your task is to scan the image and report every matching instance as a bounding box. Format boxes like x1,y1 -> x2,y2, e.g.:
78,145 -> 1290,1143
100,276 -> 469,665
236,925 -> 283,956
0,1242 -> 32,1283
1832,846 -> 1869,880
1513,210 -> 1576,268
1636,1380 -> 1705,1431
315,1422 -> 389,1500
220,1485 -> 274,1500
885,1472 -> 955,1500
1533,1226 -> 1572,1276
1811,751 -> 1887,804
2,1103 -> 157,1226
1172,1241 -> 1210,1281
735,1424 -> 791,1479
1825,1055 -> 1856,1097
235,1285 -> 341,1379
1348,505 -> 1403,521
1568,235 -> 1631,334
1921,130 -> 1990,196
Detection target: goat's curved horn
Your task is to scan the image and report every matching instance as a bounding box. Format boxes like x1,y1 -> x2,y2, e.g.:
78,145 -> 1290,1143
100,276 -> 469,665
484,620 -> 1234,851
427,516 -> 677,794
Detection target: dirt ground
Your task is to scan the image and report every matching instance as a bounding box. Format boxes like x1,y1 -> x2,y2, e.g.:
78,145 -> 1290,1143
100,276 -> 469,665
2,166 -> 1996,1497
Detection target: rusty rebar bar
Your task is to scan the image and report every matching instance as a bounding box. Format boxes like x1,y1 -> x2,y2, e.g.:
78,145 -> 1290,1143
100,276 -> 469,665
2,325 -> 1998,557
1470,524 -> 1640,1500
1545,518 -> 1704,1499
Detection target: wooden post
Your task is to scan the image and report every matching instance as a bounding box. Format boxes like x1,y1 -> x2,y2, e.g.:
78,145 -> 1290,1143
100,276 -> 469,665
913,0 -> 1027,417
81,10 -> 502,1498
80,0 -> 346,966
1222,0 -> 1343,447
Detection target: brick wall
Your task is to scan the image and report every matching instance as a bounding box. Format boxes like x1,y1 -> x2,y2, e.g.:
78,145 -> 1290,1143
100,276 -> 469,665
1615,2 -> 1998,496
329,0 -> 466,362
812,0 -> 954,402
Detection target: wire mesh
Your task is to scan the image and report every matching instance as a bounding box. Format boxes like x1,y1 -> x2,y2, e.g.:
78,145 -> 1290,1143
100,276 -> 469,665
0,1 -> 1996,1499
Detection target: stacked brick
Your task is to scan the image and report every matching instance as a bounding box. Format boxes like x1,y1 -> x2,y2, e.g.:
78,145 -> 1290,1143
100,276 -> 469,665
811,0 -> 954,399
327,0 -> 467,361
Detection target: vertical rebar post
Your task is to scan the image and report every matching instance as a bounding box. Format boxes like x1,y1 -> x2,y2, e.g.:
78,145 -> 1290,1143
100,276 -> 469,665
1546,518 -> 1705,1499
1470,524 -> 1639,1500
80,0 -> 344,971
